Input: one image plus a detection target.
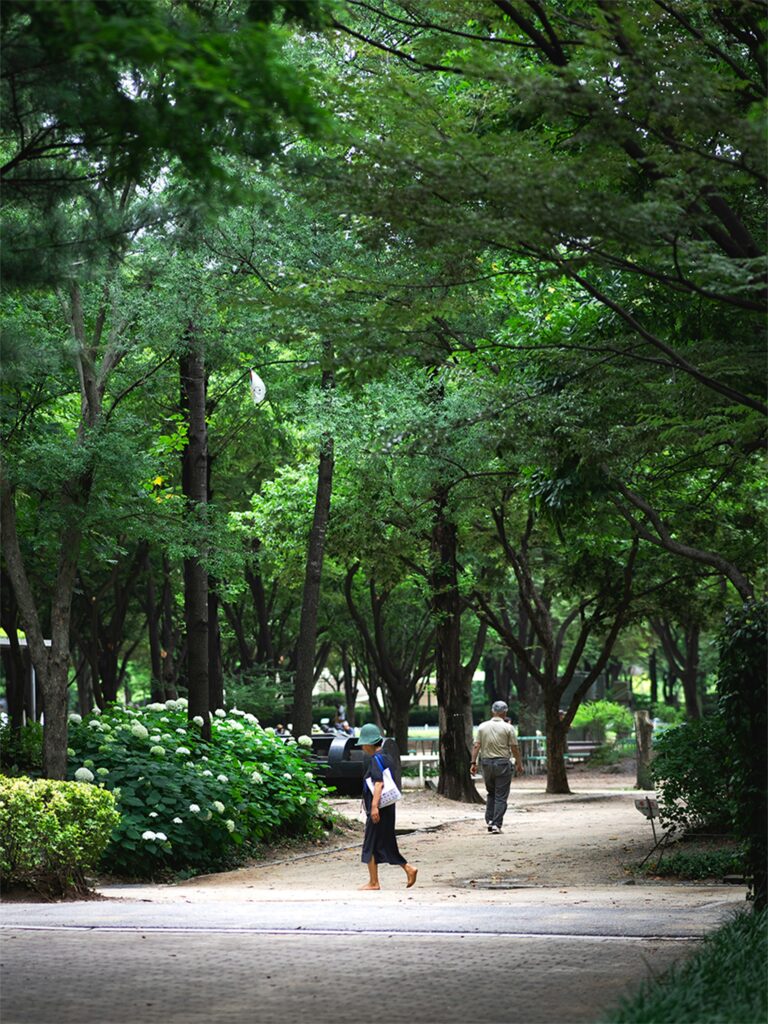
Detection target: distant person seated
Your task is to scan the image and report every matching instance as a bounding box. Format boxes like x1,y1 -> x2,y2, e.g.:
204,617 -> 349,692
275,723 -> 287,736
337,719 -> 354,736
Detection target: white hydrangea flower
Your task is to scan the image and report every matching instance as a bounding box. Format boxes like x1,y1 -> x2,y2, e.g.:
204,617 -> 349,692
147,703 -> 166,712
97,767 -> 109,777
225,820 -> 235,833
88,720 -> 102,730
149,812 -> 158,819
176,746 -> 191,756
74,767 -> 94,782
201,756 -> 208,762
212,801 -> 225,814
67,747 -> 75,757
160,716 -> 170,723
141,831 -> 157,841
297,735 -> 312,747
251,771 -> 263,784
216,774 -> 228,783
155,832 -> 167,842
176,697 -> 188,709
299,796 -> 307,805
83,759 -> 94,768
99,722 -> 112,732
131,723 -> 149,740
165,699 -> 177,709
264,727 -> 275,735
150,734 -> 162,743
201,769 -> 212,777
176,728 -> 186,735
173,817 -> 183,824
189,804 -> 201,813
91,707 -> 101,716
68,713 -> 82,724
192,716 -> 204,727
214,708 -> 226,718
283,773 -> 292,780
305,772 -> 314,780
150,745 -> 165,756
229,708 -> 245,717
244,713 -> 258,725
228,720 -> 244,731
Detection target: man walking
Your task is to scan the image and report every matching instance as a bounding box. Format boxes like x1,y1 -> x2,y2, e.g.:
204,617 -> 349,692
470,700 -> 523,833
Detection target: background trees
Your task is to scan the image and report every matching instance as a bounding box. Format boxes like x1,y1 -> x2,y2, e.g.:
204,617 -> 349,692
1,1 -> 764,799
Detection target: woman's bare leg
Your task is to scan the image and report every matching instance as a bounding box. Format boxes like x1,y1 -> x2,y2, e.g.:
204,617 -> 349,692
359,856 -> 380,890
403,863 -> 417,888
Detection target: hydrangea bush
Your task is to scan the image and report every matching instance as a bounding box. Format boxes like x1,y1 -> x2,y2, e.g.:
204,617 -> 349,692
66,700 -> 330,877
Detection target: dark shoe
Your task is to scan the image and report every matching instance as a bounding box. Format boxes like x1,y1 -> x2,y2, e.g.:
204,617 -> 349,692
490,825 -> 501,834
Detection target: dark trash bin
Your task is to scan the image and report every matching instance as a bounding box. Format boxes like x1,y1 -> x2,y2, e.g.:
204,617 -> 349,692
307,734 -> 401,796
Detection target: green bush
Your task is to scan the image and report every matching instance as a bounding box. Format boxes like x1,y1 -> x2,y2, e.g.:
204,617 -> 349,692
651,716 -> 734,833
640,848 -> 746,880
0,775 -> 120,897
572,700 -> 634,740
717,599 -> 767,909
0,720 -> 43,775
602,909 -> 768,1023
651,703 -> 686,725
66,700 -> 330,878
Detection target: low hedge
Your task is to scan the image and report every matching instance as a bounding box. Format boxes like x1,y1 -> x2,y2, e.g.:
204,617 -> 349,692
0,776 -> 120,898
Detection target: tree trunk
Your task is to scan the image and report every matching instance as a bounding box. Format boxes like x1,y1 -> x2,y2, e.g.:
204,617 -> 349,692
648,647 -> 658,706
432,500 -> 482,803
0,575 -> 25,730
208,584 -> 224,712
292,355 -> 335,738
161,554 -> 179,700
544,694 -> 571,794
680,625 -> 701,720
144,552 -> 164,702
391,695 -> 411,757
180,336 -> 209,737
635,709 -> 654,790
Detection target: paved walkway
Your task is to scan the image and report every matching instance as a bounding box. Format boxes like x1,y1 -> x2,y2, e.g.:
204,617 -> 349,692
0,788 -> 745,1024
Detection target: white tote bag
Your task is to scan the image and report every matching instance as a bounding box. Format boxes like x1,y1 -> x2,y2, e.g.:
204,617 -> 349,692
365,753 -> 402,807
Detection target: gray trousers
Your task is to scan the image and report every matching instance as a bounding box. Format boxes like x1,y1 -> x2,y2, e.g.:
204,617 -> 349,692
482,757 -> 512,828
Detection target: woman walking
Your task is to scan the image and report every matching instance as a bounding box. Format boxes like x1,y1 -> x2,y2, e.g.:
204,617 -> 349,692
356,723 -> 417,890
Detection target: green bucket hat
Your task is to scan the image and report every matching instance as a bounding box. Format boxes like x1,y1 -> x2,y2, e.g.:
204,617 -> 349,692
355,723 -> 384,747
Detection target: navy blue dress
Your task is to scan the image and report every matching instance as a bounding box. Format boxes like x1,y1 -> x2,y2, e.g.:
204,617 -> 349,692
361,751 -> 405,865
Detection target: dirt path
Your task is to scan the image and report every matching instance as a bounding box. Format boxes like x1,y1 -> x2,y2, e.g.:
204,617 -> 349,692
136,765 -> 669,902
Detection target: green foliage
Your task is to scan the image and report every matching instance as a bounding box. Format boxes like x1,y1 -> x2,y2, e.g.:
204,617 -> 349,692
651,718 -> 734,833
602,910 -> 768,1024
651,704 -> 686,726
0,775 -> 120,897
0,721 -> 43,775
66,700 -> 328,878
640,848 -> 746,881
717,600 -> 768,908
572,701 -> 634,739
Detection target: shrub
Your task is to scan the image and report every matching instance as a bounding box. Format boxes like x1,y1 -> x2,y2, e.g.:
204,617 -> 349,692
0,775 -> 120,897
717,599 -> 767,909
0,720 -> 44,775
572,700 -> 634,740
640,848 -> 746,880
602,909 -> 768,1023
65,700 -> 330,878
651,716 -> 734,833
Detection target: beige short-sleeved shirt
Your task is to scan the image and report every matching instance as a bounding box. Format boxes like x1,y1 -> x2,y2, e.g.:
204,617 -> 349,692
477,718 -> 517,760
